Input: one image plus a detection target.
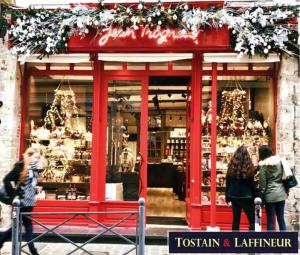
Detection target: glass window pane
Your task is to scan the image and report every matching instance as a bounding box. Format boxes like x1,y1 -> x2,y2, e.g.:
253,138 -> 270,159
127,63 -> 146,70
173,60 -> 192,70
26,75 -> 93,200
149,62 -> 168,70
106,80 -> 141,201
201,75 -> 273,206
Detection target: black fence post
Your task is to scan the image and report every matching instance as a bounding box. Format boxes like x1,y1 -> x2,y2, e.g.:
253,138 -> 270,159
11,198 -> 21,255
138,198 -> 145,255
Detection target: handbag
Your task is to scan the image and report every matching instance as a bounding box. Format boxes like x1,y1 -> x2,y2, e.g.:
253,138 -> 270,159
0,186 -> 13,205
283,174 -> 298,190
281,161 -> 298,190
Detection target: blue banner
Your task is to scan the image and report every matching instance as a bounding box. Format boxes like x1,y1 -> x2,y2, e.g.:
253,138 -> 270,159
169,232 -> 298,253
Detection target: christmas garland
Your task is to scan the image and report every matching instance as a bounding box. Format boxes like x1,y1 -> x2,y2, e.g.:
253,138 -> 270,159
4,1 -> 299,62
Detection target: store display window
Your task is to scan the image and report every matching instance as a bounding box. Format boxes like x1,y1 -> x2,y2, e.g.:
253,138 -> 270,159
25,75 -> 93,200
201,69 -> 274,205
106,80 -> 141,201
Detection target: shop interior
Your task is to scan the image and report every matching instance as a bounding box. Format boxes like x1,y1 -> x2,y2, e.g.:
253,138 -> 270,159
25,61 -> 274,226
147,76 -> 190,224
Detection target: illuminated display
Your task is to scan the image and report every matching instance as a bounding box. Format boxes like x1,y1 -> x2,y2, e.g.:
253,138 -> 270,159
99,26 -> 200,46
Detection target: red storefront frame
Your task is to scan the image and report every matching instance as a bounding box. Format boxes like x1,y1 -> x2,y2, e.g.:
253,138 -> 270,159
19,1 -> 277,230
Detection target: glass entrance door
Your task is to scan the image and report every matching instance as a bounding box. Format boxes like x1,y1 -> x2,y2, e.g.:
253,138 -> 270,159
105,78 -> 148,201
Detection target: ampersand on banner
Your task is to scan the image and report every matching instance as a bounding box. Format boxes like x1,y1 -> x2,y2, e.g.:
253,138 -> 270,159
223,238 -> 231,247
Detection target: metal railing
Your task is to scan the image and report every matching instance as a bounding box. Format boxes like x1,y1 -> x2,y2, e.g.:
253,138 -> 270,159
11,198 -> 145,255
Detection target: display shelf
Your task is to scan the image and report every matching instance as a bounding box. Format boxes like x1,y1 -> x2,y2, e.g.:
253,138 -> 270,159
38,182 -> 89,186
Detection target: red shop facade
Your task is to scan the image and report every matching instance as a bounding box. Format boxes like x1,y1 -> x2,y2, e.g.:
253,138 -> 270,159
20,1 -> 279,230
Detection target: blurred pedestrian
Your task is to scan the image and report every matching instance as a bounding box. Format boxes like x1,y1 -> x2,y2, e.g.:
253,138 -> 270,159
226,146 -> 257,230
258,145 -> 287,231
0,147 -> 41,255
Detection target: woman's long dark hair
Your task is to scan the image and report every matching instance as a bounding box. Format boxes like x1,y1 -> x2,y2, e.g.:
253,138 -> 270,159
227,146 -> 255,179
258,145 -> 273,161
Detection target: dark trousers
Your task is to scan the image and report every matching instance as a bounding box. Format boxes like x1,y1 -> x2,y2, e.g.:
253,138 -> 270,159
265,200 -> 286,231
230,198 -> 255,231
0,207 -> 38,255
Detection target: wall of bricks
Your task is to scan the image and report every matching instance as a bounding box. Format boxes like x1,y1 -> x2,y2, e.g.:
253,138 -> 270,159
277,54 -> 300,230
0,39 -> 21,227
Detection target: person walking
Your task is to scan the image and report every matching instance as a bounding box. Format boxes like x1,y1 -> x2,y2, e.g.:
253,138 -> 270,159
258,145 -> 287,231
225,146 -> 257,231
0,147 -> 41,255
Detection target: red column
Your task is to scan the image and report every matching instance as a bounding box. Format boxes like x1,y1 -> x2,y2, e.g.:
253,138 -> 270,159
210,62 -> 217,227
89,57 -> 104,211
189,52 -> 203,229
139,77 -> 148,199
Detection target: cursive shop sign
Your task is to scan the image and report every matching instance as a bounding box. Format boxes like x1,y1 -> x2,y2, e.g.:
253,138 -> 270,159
98,26 -> 200,46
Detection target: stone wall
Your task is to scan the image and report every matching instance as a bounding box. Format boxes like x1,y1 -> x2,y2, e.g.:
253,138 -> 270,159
0,39 -> 21,227
277,53 -> 300,230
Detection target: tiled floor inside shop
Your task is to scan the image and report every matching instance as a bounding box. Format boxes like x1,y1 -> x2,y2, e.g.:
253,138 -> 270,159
146,188 -> 186,218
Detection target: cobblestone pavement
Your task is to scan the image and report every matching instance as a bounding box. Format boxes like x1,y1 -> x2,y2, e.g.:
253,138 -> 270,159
1,242 -> 299,255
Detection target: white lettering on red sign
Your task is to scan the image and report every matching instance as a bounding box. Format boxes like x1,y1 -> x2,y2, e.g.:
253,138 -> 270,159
98,26 -> 200,46
99,27 -> 137,46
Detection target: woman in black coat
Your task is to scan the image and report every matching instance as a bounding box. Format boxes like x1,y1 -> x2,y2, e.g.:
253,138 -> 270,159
226,146 -> 258,230
0,148 -> 40,255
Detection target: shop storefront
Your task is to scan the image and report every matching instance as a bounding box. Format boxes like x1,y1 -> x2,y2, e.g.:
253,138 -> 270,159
5,1 -> 298,230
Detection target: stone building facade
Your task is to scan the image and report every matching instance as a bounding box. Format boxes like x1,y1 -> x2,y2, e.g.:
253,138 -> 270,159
0,39 -> 21,227
277,54 -> 300,230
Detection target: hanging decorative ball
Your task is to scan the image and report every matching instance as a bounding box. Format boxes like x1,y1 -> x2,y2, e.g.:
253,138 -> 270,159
184,4 -> 189,11
138,3 -> 143,10
158,20 -> 162,26
252,18 -> 257,23
182,16 -> 187,23
267,45 -> 271,49
232,30 -> 236,34
161,6 -> 165,11
94,20 -> 99,26
173,14 -> 178,21
263,48 -> 269,54
168,9 -> 172,14
148,17 -> 152,23
156,11 -> 161,16
126,8 -> 131,14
